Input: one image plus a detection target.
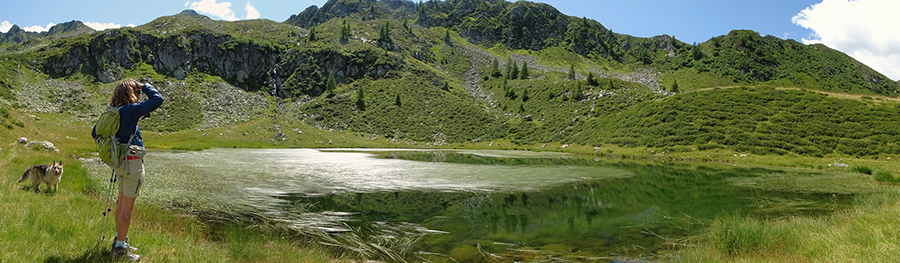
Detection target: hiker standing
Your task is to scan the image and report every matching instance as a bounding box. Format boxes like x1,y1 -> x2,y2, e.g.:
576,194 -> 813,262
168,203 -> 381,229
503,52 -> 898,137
91,78 -> 164,261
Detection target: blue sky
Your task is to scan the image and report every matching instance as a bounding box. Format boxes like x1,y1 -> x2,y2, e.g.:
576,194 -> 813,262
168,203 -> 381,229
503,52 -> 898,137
2,0 -> 898,80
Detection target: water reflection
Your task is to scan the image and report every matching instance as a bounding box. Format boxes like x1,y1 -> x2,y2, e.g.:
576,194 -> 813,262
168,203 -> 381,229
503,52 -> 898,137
81,149 -> 854,262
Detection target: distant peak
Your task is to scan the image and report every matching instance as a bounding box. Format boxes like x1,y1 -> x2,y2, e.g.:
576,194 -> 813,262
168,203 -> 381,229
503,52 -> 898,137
9,24 -> 22,33
178,9 -> 210,19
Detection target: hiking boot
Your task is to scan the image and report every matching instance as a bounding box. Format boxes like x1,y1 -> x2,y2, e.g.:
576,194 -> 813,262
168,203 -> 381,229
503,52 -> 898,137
112,238 -> 138,251
113,246 -> 141,262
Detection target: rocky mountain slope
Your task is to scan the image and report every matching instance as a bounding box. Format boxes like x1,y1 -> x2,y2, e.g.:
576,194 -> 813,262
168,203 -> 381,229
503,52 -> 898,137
0,21 -> 95,51
1,0 -> 899,156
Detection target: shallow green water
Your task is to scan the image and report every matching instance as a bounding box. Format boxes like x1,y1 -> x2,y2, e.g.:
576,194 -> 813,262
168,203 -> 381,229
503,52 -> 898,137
84,148 -> 863,262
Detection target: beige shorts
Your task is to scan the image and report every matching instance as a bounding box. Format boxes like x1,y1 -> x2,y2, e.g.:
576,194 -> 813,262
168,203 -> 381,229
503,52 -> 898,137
116,146 -> 146,198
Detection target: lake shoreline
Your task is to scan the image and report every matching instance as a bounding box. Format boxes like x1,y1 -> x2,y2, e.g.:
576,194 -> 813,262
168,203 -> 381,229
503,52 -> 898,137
3,109 -> 899,262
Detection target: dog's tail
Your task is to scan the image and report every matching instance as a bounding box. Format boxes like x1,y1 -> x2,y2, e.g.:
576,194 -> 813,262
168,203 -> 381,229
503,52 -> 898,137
18,169 -> 30,183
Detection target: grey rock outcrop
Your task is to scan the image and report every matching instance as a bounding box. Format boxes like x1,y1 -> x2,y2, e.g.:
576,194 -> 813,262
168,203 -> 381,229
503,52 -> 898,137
24,140 -> 59,152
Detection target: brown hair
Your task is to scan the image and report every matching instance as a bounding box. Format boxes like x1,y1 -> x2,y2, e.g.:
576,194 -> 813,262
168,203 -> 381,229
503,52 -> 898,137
109,79 -> 141,107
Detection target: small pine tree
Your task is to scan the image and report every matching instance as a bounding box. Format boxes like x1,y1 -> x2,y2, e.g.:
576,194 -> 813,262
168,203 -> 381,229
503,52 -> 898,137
379,21 -> 392,43
519,61 -> 529,79
99,56 -> 107,71
518,103 -> 525,113
509,61 -> 519,80
395,94 -> 402,106
340,20 -> 351,42
568,64 -> 576,80
586,71 -> 598,86
403,17 -> 409,31
671,79 -> 679,93
491,59 -> 502,78
356,86 -> 366,110
442,81 -> 450,91
506,57 -> 514,79
572,81 -> 582,101
605,79 -> 613,90
325,72 -> 336,94
417,0 -> 425,19
444,29 -> 451,43
521,88 -> 529,102
308,25 -> 317,42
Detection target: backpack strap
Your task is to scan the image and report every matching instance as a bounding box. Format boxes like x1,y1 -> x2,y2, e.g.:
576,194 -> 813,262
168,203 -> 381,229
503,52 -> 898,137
120,106 -> 139,175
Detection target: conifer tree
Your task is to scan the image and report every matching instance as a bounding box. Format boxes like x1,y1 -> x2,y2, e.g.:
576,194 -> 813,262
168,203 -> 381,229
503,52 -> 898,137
491,59 -> 502,78
325,72 -> 336,94
340,20 -> 351,42
519,61 -> 529,79
417,1 -> 425,19
506,57 -> 515,79
509,61 -> 519,80
379,21 -> 392,42
586,71 -> 598,86
521,88 -> 529,102
308,25 -> 317,42
395,94 -> 402,106
605,79 -> 613,90
671,79 -> 679,93
356,86 -> 366,110
572,81 -> 583,101
568,64 -> 576,80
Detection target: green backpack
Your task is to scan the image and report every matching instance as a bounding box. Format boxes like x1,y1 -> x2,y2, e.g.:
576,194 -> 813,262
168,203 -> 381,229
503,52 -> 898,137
95,106 -> 135,169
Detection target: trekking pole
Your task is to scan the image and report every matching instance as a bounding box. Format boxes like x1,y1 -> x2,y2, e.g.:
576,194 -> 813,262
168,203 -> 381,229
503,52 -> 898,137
98,169 -> 117,242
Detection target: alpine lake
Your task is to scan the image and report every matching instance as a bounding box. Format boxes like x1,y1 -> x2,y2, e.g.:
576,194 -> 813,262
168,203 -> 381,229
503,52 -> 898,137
83,148 -> 877,262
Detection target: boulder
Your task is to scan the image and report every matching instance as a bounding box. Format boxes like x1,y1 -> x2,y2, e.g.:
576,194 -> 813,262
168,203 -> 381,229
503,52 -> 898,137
18,137 -> 28,144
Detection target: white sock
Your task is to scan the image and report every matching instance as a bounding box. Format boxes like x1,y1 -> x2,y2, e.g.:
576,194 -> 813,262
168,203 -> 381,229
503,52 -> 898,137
115,240 -> 126,248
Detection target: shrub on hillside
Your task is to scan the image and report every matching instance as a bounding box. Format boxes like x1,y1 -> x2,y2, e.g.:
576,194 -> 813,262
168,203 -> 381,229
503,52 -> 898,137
874,171 -> 899,184
851,166 -> 873,175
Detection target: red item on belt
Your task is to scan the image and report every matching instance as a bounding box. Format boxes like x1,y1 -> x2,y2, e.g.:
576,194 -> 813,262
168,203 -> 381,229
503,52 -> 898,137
125,156 -> 141,160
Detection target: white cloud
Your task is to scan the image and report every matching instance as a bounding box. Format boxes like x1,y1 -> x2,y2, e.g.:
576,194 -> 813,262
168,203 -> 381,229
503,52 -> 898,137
186,0 -> 239,21
23,22 -> 56,32
792,0 -> 900,80
245,1 -> 260,19
1,20 -> 12,33
84,22 -> 124,31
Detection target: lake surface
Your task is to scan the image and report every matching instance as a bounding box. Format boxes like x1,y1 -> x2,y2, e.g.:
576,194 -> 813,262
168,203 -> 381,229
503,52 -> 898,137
84,148 -> 856,262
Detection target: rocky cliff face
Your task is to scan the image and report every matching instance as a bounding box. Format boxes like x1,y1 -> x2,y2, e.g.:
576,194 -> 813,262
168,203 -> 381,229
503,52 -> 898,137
39,15 -> 399,97
284,0 -> 416,28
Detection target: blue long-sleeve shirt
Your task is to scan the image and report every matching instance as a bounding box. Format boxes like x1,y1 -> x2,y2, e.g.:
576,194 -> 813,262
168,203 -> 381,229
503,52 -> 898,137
92,84 -> 164,148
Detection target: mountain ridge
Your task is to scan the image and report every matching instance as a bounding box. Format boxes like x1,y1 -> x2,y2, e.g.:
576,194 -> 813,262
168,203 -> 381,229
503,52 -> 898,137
0,20 -> 95,51
1,0 -> 899,157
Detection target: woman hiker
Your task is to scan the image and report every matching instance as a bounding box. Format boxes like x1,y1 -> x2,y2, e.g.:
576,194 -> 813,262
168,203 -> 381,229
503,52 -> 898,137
92,78 -> 164,261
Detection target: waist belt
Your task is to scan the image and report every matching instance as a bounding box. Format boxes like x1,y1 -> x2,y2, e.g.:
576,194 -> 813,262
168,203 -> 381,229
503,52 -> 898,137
125,156 -> 141,160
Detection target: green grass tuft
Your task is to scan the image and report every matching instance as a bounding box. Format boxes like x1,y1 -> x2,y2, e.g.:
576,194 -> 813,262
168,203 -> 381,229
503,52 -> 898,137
851,166 -> 873,175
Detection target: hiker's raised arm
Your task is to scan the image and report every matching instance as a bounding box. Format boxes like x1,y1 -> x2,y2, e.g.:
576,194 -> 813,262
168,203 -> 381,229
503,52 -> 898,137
130,83 -> 164,117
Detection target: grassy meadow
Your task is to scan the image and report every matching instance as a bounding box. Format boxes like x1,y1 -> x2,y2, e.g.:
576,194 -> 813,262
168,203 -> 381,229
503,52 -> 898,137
0,108 -> 349,263
4,99 -> 900,262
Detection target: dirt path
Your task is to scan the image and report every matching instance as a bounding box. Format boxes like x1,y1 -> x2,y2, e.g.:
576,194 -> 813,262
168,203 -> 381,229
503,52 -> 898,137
694,85 -> 900,103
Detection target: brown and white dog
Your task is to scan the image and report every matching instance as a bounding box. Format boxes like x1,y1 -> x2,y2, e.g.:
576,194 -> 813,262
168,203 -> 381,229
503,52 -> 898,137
19,161 -> 64,193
